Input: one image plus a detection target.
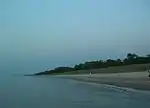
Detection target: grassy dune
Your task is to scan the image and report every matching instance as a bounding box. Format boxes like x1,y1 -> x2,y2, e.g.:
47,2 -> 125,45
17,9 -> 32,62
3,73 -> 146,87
61,63 -> 150,74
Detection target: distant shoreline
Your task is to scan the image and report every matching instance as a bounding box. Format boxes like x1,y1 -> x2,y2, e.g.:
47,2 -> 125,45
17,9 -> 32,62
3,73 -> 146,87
59,71 -> 150,91
29,63 -> 150,91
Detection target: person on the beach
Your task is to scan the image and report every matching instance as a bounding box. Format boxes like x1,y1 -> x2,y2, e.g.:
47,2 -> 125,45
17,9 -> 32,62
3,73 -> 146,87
89,72 -> 92,75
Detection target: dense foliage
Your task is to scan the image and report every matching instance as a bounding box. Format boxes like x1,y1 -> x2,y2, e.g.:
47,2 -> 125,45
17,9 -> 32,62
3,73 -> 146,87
34,53 -> 150,75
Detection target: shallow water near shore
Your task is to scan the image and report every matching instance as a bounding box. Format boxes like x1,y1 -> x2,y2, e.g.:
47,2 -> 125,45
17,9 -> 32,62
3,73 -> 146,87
0,74 -> 150,108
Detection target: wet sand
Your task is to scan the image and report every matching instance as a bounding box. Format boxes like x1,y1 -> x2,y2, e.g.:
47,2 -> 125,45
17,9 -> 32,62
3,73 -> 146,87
61,71 -> 150,91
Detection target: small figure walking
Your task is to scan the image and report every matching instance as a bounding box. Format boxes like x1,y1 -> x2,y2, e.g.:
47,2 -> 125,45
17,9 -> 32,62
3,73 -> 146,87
148,69 -> 150,77
89,72 -> 92,75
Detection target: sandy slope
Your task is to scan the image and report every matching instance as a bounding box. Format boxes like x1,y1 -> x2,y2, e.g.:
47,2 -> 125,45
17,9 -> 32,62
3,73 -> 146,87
60,71 -> 150,91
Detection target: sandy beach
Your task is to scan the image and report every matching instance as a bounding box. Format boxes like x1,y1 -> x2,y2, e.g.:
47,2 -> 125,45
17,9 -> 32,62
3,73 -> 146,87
60,71 -> 150,91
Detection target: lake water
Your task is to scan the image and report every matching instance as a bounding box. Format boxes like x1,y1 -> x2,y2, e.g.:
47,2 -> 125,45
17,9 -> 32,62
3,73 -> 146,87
0,74 -> 150,108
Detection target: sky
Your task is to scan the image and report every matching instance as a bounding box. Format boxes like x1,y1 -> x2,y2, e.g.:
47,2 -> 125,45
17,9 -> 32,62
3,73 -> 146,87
0,0 -> 150,74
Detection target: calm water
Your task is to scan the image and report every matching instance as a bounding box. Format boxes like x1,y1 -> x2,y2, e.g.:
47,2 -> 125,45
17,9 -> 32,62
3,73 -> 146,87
0,74 -> 150,108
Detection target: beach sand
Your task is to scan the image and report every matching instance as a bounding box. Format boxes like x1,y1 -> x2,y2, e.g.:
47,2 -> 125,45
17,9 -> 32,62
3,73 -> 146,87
60,71 -> 150,91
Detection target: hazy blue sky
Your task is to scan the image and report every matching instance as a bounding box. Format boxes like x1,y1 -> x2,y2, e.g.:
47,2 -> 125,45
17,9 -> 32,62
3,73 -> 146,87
0,0 -> 150,73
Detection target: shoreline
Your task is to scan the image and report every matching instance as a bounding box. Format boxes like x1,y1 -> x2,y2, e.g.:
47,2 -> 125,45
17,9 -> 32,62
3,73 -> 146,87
69,79 -> 150,93
59,71 -> 150,91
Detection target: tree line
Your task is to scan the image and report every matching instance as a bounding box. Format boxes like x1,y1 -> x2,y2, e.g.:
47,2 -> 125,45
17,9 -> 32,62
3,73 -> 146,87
34,53 -> 150,75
